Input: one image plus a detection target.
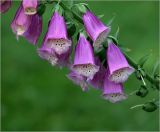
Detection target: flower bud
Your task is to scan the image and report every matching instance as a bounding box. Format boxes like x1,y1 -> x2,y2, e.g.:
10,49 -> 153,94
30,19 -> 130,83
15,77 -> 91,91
136,85 -> 148,97
142,102 -> 158,112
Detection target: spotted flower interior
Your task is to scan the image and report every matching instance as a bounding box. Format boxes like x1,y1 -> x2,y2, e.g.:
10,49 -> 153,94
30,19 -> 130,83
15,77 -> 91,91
47,39 -> 71,55
109,67 -> 134,83
103,93 -> 127,103
24,7 -> 36,15
73,64 -> 99,79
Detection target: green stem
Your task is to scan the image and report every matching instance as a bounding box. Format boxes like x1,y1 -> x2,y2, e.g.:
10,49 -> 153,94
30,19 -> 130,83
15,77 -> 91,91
52,1 -> 159,89
59,2 -> 83,23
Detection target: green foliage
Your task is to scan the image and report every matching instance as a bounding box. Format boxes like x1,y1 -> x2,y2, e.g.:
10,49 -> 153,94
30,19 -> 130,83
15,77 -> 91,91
1,1 -> 159,131
138,53 -> 151,67
37,3 -> 46,16
72,3 -> 90,14
136,85 -> 148,97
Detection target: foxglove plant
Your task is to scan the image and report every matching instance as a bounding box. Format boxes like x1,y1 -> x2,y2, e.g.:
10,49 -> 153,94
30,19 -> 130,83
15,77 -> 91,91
103,70 -> 127,103
2,0 -> 159,112
83,11 -> 110,51
22,0 -> 37,15
0,0 -> 12,13
11,4 -> 42,44
107,42 -> 134,83
44,11 -> 72,55
72,33 -> 99,80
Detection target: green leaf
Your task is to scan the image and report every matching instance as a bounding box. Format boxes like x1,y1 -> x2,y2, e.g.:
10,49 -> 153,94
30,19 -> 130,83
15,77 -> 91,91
107,15 -> 116,26
98,14 -> 104,19
72,3 -> 90,15
63,0 -> 74,9
120,47 -> 131,52
107,35 -> 118,45
46,0 -> 54,4
54,4 -> 63,16
37,4 -> 46,16
138,53 -> 151,67
152,60 -> 160,76
142,102 -> 158,112
114,26 -> 120,39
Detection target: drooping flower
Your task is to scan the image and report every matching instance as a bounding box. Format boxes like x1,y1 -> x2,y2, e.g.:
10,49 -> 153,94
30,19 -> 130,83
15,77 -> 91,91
83,11 -> 110,51
11,4 -> 42,45
107,42 -> 134,83
103,70 -> 127,103
38,47 -> 58,66
0,0 -> 12,13
87,57 -> 106,89
11,5 -> 31,36
38,29 -> 72,67
67,71 -> 88,91
72,33 -> 99,80
23,14 -> 42,44
22,0 -> 37,15
44,11 -> 72,55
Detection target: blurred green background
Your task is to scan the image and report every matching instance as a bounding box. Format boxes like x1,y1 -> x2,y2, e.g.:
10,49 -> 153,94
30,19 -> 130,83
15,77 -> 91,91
1,0 -> 159,131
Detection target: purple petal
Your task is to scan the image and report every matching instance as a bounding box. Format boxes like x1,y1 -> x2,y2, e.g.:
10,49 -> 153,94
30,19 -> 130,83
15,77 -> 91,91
23,14 -> 42,45
67,71 -> 88,91
11,4 -> 31,36
103,70 -> 127,103
107,42 -> 134,83
72,34 -> 99,79
83,11 -> 110,51
43,11 -> 72,55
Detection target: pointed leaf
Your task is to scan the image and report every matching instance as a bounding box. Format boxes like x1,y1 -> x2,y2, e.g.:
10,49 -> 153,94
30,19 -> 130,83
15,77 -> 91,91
152,60 -> 160,76
138,53 -> 151,67
107,35 -> 118,45
72,3 -> 90,14
98,14 -> 104,19
114,26 -> 120,39
107,15 -> 116,26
